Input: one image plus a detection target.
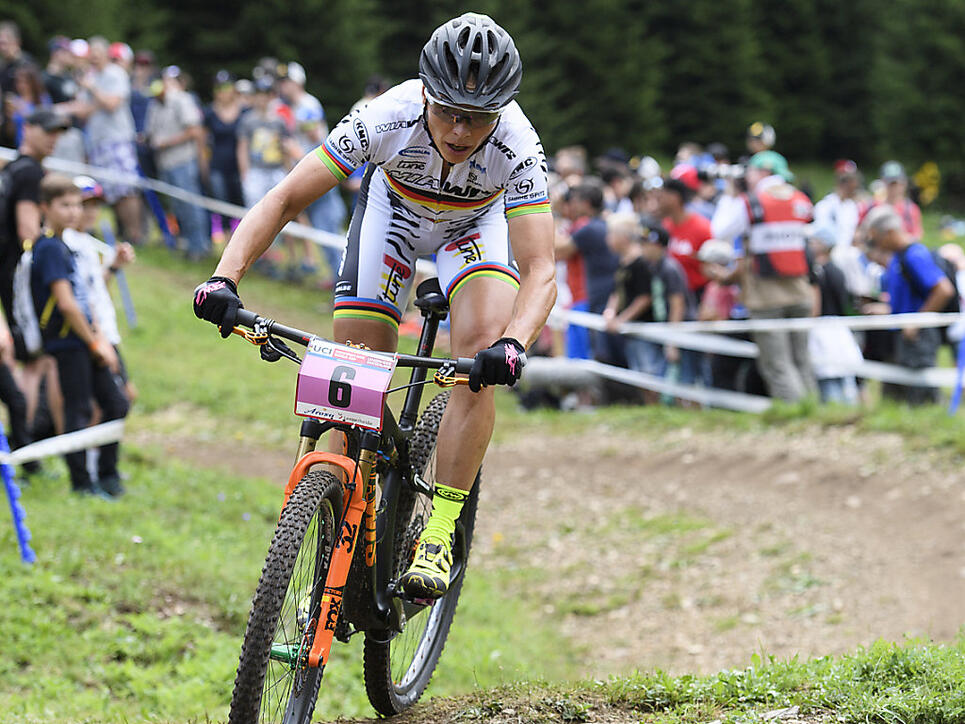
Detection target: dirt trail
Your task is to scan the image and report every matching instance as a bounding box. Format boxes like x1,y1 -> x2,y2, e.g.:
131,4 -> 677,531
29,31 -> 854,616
132,412 -> 964,715
474,423 -> 964,676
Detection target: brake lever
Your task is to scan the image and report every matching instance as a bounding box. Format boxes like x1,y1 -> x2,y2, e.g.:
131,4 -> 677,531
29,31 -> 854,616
261,337 -> 301,364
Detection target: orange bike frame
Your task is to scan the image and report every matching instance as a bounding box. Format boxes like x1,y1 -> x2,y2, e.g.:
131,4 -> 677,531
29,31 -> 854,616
284,450 -> 377,669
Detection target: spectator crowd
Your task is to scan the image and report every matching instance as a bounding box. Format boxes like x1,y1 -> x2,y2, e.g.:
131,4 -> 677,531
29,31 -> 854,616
1,20 -> 961,500
0,21 -> 388,497
544,126 -> 961,410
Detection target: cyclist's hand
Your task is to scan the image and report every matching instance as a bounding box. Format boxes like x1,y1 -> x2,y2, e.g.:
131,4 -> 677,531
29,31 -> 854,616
468,337 -> 527,392
193,276 -> 243,338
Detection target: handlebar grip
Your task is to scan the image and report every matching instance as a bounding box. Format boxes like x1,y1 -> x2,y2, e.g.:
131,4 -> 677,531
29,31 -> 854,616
234,308 -> 258,328
454,357 -> 474,374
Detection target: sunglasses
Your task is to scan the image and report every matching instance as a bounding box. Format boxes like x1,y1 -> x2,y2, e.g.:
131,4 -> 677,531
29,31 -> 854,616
425,95 -> 501,129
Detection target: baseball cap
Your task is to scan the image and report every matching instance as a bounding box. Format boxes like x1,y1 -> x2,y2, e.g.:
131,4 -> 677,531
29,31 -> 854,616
134,49 -> 155,66
214,69 -> 235,87
109,41 -> 133,63
73,175 -> 104,201
640,217 -> 670,246
48,35 -> 71,53
807,225 -> 837,249
748,150 -> 792,182
598,147 -> 630,166
235,78 -> 254,95
253,74 -> 275,93
162,65 -> 181,79
880,160 -> 906,182
834,159 -> 858,177
747,121 -> 776,147
668,164 -> 700,192
69,38 -> 89,58
25,109 -> 71,132
697,239 -> 735,266
706,142 -> 729,161
284,61 -> 306,86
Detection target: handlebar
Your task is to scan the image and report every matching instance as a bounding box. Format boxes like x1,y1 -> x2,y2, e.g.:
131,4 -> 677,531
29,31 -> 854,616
229,309 -> 475,375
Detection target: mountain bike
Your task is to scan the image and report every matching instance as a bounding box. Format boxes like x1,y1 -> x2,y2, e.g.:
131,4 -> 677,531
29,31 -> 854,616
223,278 -> 480,723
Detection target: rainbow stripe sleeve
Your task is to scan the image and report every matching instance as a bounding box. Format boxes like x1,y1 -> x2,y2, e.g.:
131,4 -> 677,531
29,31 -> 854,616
505,196 -> 551,219
316,141 -> 356,182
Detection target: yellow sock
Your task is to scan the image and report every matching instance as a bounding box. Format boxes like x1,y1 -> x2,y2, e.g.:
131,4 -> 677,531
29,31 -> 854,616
421,483 -> 469,544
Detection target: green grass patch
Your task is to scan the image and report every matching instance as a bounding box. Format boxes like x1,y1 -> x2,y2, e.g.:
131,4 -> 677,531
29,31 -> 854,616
0,452 -> 579,722
601,636 -> 965,723
388,637 -> 965,723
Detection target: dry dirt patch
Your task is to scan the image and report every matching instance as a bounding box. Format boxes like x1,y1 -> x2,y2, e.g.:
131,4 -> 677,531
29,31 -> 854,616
475,423 -> 964,676
131,407 -> 965,681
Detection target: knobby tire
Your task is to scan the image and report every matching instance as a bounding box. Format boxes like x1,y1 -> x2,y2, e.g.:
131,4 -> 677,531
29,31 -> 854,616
362,391 -> 480,716
229,470 -> 343,724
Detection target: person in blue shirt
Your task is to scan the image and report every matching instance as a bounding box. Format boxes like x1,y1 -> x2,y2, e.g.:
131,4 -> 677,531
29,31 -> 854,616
861,205 -> 954,404
31,174 -> 129,496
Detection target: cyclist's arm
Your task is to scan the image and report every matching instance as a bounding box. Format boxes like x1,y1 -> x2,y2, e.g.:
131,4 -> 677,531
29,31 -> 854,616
214,153 -> 340,283
502,212 -> 557,348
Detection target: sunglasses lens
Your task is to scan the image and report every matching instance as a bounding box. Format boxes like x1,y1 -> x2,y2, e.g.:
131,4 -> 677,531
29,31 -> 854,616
430,102 -> 498,128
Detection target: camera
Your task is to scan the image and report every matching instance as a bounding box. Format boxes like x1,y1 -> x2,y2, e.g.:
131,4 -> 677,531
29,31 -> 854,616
697,163 -> 746,181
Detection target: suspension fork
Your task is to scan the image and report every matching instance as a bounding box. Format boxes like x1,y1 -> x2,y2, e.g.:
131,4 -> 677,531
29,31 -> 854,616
285,430 -> 381,669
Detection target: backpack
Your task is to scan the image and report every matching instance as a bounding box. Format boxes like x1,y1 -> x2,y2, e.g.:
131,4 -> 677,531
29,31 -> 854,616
896,243 -> 960,314
11,247 -> 43,358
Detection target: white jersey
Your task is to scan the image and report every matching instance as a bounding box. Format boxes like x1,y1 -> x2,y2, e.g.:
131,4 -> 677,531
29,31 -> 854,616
317,80 -> 550,329
318,80 -> 549,227
62,229 -> 121,345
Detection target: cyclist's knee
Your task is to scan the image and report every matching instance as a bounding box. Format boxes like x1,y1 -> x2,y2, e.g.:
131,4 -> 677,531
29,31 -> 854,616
451,324 -> 507,358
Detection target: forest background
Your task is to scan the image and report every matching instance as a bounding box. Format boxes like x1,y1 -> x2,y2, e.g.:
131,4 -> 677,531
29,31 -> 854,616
2,0 -> 964,202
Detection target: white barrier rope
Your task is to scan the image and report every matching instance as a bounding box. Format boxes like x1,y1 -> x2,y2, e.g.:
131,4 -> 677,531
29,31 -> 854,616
525,357 -> 773,412
549,307 -> 963,390
0,421 -> 125,466
0,147 -> 345,250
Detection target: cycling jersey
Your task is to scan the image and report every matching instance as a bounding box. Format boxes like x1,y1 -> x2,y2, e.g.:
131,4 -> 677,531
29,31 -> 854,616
316,80 -> 549,330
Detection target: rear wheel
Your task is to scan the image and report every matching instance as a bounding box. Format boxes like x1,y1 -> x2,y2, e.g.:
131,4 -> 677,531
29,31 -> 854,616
362,391 -> 480,715
229,471 -> 343,724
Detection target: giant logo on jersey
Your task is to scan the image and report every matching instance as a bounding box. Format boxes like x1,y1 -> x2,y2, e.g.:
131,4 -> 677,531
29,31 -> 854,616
443,233 -> 483,268
488,136 -> 516,160
380,254 -> 412,304
375,119 -> 421,133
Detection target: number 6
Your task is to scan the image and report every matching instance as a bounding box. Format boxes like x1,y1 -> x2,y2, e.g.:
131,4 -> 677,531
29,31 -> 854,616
329,365 -> 355,408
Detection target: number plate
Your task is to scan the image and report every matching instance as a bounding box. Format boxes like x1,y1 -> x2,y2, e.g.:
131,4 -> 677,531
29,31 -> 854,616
294,338 -> 397,430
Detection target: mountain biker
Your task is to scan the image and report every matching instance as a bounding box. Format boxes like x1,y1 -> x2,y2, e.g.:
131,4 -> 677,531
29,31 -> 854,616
194,13 -> 556,599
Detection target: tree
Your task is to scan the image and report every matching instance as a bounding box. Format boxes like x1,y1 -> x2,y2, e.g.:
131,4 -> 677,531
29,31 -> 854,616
647,0 -> 771,159
752,0 -> 831,160
511,0 -> 665,157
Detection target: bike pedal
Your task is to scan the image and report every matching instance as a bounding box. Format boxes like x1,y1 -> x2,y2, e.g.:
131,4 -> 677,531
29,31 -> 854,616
389,582 -> 438,608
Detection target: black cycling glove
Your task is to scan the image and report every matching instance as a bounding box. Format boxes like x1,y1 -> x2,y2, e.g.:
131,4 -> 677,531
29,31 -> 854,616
193,276 -> 243,338
468,337 -> 527,392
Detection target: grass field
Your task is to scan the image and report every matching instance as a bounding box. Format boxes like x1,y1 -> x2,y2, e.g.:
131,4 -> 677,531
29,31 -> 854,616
0,239 -> 962,722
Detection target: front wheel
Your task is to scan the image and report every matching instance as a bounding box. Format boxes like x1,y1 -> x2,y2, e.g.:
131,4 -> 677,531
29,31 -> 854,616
229,470 -> 343,724
362,391 -> 480,716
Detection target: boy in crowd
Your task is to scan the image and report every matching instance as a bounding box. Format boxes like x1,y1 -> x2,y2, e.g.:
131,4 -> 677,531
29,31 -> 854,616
31,174 -> 129,496
64,176 -> 136,403
636,220 -> 692,403
236,74 -> 300,277
602,213 -> 652,373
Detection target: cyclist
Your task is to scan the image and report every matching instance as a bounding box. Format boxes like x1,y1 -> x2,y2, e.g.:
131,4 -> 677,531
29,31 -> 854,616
194,13 -> 556,599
